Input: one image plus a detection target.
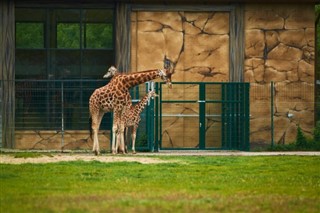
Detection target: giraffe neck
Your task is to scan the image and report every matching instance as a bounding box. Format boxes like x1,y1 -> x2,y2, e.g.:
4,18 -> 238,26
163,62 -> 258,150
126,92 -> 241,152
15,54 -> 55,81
122,69 -> 160,89
134,93 -> 151,114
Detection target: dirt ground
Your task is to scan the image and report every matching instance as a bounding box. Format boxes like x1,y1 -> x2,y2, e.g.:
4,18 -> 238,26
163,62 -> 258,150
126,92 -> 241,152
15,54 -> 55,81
1,150 -> 319,164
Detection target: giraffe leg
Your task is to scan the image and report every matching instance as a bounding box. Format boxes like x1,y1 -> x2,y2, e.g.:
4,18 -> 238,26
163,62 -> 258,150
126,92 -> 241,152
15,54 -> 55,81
114,112 -> 122,154
111,119 -> 117,154
91,111 -> 103,156
132,126 -> 137,154
124,127 -> 129,154
117,121 -> 126,154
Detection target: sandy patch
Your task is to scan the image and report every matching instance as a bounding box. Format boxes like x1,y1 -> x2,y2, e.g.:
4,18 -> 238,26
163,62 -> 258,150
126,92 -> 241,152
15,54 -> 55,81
0,154 -> 173,165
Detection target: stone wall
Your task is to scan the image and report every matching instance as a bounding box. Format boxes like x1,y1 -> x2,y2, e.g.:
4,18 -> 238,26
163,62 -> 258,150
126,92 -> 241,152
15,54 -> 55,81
12,4 -> 315,150
244,4 -> 315,146
15,130 -> 110,151
131,11 -> 230,148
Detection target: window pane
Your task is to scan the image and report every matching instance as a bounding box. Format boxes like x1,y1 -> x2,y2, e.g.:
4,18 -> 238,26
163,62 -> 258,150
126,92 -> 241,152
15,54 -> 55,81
50,50 -> 81,79
16,49 -> 46,79
85,23 -> 113,48
16,23 -> 44,48
57,23 -> 80,49
82,50 -> 114,79
83,9 -> 114,49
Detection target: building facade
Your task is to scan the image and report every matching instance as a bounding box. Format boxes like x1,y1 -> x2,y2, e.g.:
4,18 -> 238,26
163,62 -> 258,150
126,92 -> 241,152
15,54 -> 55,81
0,0 -> 317,150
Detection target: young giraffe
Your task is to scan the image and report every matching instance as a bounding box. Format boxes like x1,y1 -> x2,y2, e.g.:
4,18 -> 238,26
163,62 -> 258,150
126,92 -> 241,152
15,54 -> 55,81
89,68 -> 174,155
123,90 -> 158,154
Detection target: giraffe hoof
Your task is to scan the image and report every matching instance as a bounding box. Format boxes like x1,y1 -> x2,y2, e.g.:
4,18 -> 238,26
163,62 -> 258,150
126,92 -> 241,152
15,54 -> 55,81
132,151 -> 137,154
93,150 -> 100,156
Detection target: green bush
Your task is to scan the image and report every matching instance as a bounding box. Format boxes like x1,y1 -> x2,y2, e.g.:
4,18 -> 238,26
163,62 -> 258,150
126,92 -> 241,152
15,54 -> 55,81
313,121 -> 320,142
267,124 -> 320,151
296,125 -> 308,149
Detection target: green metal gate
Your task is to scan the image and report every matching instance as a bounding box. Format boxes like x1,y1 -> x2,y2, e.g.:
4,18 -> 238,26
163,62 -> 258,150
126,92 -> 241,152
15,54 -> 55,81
154,82 -> 250,151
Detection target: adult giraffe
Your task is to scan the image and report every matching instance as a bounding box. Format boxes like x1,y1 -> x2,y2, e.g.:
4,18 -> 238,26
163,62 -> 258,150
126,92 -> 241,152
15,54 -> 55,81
89,67 -> 174,155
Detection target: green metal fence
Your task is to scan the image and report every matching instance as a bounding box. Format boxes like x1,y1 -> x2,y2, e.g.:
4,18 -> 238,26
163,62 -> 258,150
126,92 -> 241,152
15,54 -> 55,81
154,82 -> 250,151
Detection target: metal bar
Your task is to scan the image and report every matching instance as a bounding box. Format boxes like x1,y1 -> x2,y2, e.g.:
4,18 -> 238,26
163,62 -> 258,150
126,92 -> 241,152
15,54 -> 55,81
161,100 -> 199,103
221,84 -> 225,149
61,82 -> 64,148
154,82 -> 159,151
245,83 -> 250,151
199,83 -> 205,149
161,114 -> 223,117
271,81 -> 274,148
159,83 -> 163,150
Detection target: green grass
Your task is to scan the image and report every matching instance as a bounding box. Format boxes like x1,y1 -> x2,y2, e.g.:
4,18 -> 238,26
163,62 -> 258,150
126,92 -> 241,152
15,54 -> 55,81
1,156 -> 320,212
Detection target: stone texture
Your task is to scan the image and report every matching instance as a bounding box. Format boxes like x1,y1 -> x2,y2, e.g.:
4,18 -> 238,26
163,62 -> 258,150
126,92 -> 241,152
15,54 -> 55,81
298,60 -> 314,83
285,8 -> 314,29
268,43 -> 303,61
265,31 -> 279,52
279,29 -> 307,48
305,28 -> 315,47
245,30 -> 265,58
245,8 -> 284,30
246,4 -> 315,146
244,58 -> 265,83
15,5 -> 316,150
15,130 -> 110,151
250,117 -> 271,143
131,11 -> 230,148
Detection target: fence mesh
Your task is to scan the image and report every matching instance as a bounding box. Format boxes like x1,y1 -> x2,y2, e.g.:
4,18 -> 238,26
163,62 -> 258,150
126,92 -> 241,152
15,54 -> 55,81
250,82 -> 315,148
0,80 -> 318,150
15,80 -> 112,131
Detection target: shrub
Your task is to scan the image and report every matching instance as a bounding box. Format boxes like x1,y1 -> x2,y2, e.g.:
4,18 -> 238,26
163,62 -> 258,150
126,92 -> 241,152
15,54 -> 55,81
313,121 -> 320,143
295,125 -> 308,149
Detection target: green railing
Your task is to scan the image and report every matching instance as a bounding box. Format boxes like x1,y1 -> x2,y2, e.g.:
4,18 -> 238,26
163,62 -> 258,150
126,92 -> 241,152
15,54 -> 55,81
154,82 -> 250,151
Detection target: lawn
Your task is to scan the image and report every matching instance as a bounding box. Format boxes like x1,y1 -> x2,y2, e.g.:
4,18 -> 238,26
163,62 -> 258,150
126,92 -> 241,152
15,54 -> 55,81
0,155 -> 319,212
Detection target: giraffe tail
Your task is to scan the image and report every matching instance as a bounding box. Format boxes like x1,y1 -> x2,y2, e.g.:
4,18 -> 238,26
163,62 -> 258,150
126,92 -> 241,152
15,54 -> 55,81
89,117 -> 93,140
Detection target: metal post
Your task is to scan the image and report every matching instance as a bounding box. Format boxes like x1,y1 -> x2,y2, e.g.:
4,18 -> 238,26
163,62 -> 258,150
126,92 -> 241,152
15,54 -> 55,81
61,82 -> 64,150
271,81 -> 274,148
154,82 -> 159,151
199,83 -> 206,149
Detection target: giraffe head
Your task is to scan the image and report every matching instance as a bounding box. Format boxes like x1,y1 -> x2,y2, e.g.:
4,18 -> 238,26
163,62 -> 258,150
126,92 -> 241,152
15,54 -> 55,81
148,90 -> 159,99
161,56 -> 175,88
103,66 -> 118,78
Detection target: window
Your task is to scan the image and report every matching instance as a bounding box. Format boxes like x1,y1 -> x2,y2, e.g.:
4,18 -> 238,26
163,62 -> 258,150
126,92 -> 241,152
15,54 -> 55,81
15,6 -> 114,130
15,7 -> 114,79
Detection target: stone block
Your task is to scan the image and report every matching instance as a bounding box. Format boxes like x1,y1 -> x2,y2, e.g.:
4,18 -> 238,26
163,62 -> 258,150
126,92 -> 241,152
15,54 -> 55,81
292,110 -> 314,132
245,9 -> 284,30
264,67 -> 286,82
279,29 -> 307,48
285,7 -> 314,29
161,117 -> 199,148
298,60 -> 314,83
285,123 -> 298,144
136,31 -> 165,70
268,43 -> 303,61
305,28 -> 315,47
266,59 -> 298,73
250,117 -> 271,143
265,31 -> 279,52
137,11 -> 182,32
203,12 -> 229,35
245,30 -> 265,58
273,116 -> 290,143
